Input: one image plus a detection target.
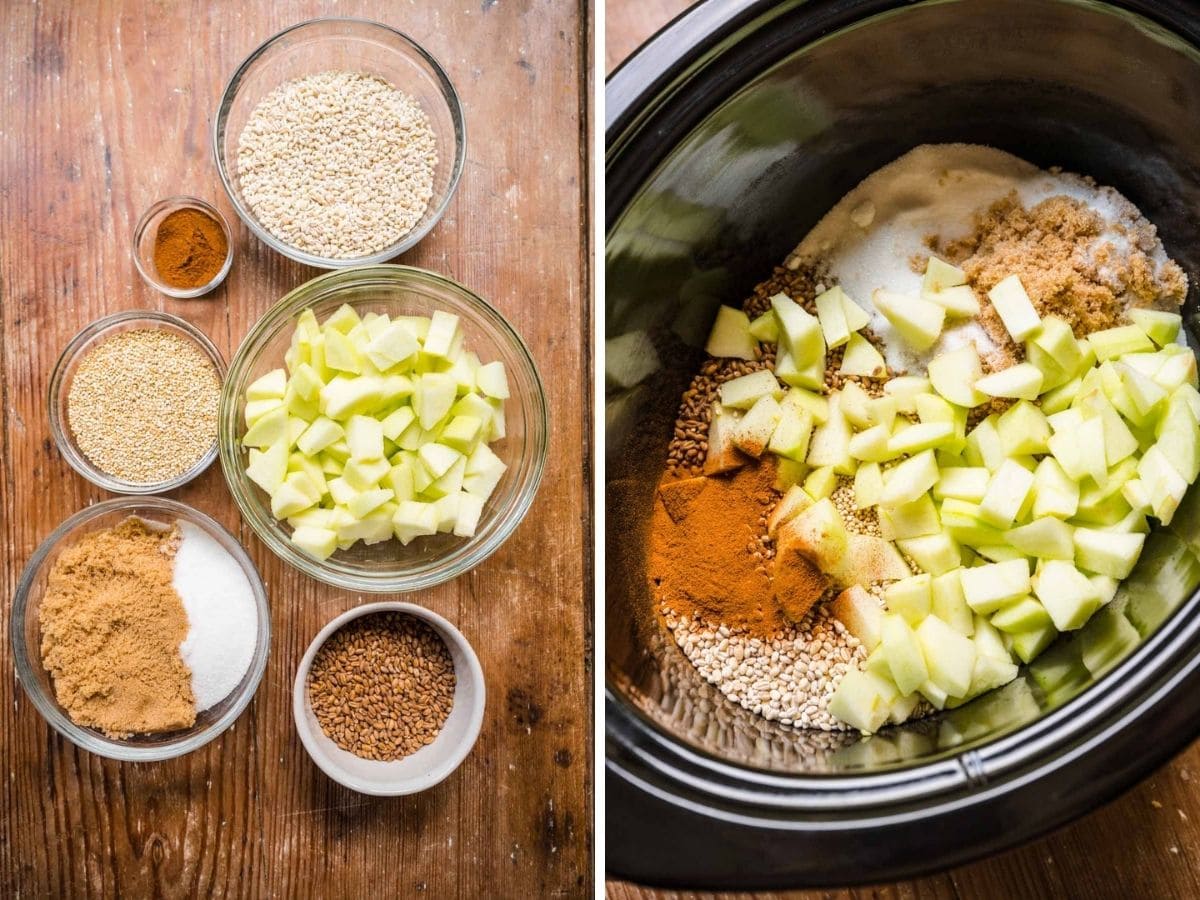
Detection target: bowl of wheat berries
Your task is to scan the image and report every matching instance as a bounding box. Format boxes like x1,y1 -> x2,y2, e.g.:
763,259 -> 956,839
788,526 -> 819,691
292,601 -> 484,795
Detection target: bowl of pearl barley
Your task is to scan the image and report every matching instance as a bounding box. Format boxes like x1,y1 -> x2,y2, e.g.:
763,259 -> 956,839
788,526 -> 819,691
213,17 -> 466,268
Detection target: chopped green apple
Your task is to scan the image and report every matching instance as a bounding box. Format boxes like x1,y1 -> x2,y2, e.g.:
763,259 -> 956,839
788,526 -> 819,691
978,459 -> 1035,529
719,369 -> 782,409
934,467 -> 990,503
961,559 -> 1031,614
922,256 -> 967,293
705,305 -> 759,360
839,290 -> 872,332
1073,527 -> 1146,579
839,332 -> 886,378
828,669 -> 890,733
879,493 -> 941,541
830,586 -> 884,650
771,293 -> 825,365
879,614 -> 929,695
916,615 -> 976,698
748,311 -> 779,343
345,415 -> 384,461
804,465 -> 837,500
732,394 -> 783,458
391,500 -> 439,545
1032,560 -> 1103,630
806,395 -> 854,473
975,363 -> 1043,401
881,450 -> 939,508
898,532 -> 961,576
854,461 -> 884,509
927,345 -> 986,408
873,289 -> 945,351
766,484 -> 813,536
996,401 -> 1051,456
1004,518 -> 1074,560
964,415 -> 1006,471
839,382 -> 873,428
888,421 -> 955,455
291,526 -> 339,561
987,275 -> 1041,341
848,424 -> 896,463
884,573 -> 932,625
767,404 -> 814,463
931,569 -> 974,636
815,286 -> 852,348
243,406 -> 289,449
778,498 -> 848,571
990,596 -> 1052,634
884,376 -> 932,414
1129,308 -> 1182,347
1089,324 -> 1155,360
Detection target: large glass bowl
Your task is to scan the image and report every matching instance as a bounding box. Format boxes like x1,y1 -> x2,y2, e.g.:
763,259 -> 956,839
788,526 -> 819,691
11,497 -> 271,762
218,265 -> 548,592
213,17 -> 466,268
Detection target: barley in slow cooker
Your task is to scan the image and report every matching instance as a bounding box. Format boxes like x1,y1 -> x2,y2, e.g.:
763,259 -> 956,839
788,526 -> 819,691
307,612 -> 456,761
236,71 -> 438,259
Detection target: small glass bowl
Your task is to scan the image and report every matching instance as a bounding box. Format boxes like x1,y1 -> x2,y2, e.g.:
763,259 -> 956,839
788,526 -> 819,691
292,602 -> 484,795
11,497 -> 271,762
48,310 -> 227,494
213,17 -> 466,268
218,265 -> 548,592
133,196 -> 234,298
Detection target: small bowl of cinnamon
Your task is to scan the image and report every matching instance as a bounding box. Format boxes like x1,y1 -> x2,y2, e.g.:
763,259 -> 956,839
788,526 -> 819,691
133,196 -> 233,299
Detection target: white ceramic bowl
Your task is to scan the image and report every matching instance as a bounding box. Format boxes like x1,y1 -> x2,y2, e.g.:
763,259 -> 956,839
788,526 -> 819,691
292,601 -> 484,795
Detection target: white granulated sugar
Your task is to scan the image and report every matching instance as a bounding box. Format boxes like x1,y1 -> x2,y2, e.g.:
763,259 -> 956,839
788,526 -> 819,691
174,522 -> 258,711
791,143 -> 1180,373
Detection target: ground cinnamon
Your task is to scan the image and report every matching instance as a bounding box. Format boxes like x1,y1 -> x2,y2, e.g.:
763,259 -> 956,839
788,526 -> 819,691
38,518 -> 195,737
648,459 -> 788,636
152,207 -> 228,290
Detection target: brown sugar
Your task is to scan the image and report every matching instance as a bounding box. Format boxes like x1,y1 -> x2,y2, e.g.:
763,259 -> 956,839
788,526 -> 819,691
39,518 -> 195,738
928,192 -> 1187,363
648,459 -> 786,637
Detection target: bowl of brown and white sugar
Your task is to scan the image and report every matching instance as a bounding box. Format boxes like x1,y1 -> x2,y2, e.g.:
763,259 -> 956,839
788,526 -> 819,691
292,601 -> 484,795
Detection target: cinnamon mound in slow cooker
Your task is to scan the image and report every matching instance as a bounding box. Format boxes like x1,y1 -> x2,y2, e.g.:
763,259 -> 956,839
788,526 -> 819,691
38,518 -> 196,738
648,459 -> 787,636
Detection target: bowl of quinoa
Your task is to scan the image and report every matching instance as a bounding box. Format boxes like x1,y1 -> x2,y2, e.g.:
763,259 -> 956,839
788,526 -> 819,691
213,18 -> 466,268
48,310 -> 225,494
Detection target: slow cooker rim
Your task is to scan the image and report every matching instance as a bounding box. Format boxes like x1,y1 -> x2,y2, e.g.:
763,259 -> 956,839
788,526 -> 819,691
605,0 -> 1200,881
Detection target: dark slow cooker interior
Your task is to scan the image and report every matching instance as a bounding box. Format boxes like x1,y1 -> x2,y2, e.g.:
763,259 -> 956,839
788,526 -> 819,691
607,0 -> 1200,777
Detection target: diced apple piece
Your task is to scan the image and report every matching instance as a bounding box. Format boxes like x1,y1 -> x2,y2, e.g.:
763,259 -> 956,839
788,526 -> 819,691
415,373 -> 458,430
873,289 -> 945,351
898,532 -> 961,576
884,376 -> 932,414
766,484 -> 813,537
965,415 -> 1006,471
887,421 -> 954,456
748,311 -> 779,343
879,494 -> 941,541
418,442 -> 462,479
365,322 -> 420,370
830,586 -> 883,651
291,526 -> 339,561
927,345 -> 986,408
463,444 -> 507,500
840,290 -> 872,332
839,332 -> 886,378
771,293 -> 825,365
1029,315 -> 1083,376
378,407 -> 416,444
931,569 -> 973,636
441,414 -> 484,453
806,395 -> 854,474
343,457 -> 391,491
720,370 -> 781,410
922,256 -> 967,293
270,478 -> 316,519
392,500 -> 439,545
246,439 -> 289,494
1154,350 -> 1198,392
828,669 -> 890,734
244,399 -> 283,429
961,559 -> 1031,614
347,487 -> 394,519
996,400 -> 1051,457
777,497 -> 848,571
934,467 -> 989,503
783,388 -> 828,424
978,460 -> 1035,529
323,327 -> 364,375
1073,527 -> 1145,579
421,310 -> 461,360
839,382 -> 872,428
1137,445 -> 1188,524
1118,362 -> 1168,418
1156,395 -> 1200,482
987,275 -> 1040,341
774,343 -> 826,391
1032,560 -> 1103,630
916,615 -> 977,698
884,573 -> 931,625
881,450 -> 939,508
991,596 -> 1052,634
1129,308 -> 1183,347
453,492 -> 485,538
963,653 -> 1019,700
975,363 -> 1043,401
243,406 -> 289,449
848,424 -> 895,463
321,375 -> 385,420
705,305 -> 759,360
1005,518 -> 1074,560
732,395 -> 782,458
703,406 -> 747,475
345,415 -> 384,461
804,465 -> 837,500
1090,324 -> 1155,360
1010,621 -> 1058,664
815,286 -> 851,348
247,368 -> 287,402
474,361 -> 509,400
880,614 -> 929,695
1025,344 -> 1070,392
828,535 -> 912,586
854,461 -> 883,509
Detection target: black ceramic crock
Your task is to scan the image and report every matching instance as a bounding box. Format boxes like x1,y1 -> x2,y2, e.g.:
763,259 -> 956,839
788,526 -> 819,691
606,0 -> 1200,888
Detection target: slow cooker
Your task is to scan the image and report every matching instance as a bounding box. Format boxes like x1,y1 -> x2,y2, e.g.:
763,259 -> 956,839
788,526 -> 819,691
605,0 -> 1200,887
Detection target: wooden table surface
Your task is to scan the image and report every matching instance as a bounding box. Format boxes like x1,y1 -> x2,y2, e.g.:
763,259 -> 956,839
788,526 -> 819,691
0,1 -> 591,896
606,2 -> 1200,898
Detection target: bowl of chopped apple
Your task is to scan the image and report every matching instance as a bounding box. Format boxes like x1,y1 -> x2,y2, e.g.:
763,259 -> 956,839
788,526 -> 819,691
219,265 -> 547,592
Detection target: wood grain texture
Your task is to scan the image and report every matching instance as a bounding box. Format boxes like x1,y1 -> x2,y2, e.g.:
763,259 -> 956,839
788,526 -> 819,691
0,1 -> 591,896
605,1 -> 1200,897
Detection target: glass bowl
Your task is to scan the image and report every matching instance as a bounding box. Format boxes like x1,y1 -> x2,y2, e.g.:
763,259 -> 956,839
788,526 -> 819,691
11,497 -> 271,762
48,310 -> 227,494
212,17 -> 466,268
133,196 -> 234,298
218,265 -> 548,592
292,602 -> 485,796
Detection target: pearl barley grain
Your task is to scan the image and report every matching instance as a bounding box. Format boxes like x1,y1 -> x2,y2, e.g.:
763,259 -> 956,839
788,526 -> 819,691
66,329 -> 220,484
236,71 -> 438,259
